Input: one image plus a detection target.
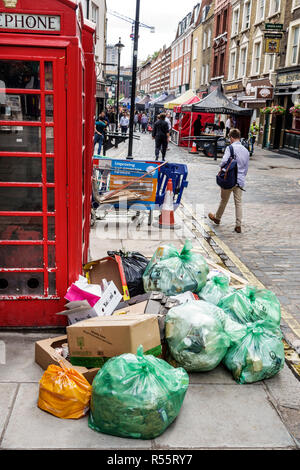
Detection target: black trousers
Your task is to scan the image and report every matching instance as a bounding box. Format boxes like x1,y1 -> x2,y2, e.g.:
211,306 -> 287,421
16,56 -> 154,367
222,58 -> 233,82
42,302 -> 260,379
155,136 -> 168,160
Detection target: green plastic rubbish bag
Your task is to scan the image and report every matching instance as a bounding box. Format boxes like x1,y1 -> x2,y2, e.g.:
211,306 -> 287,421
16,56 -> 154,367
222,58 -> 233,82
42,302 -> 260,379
199,274 -> 233,305
219,286 -> 281,326
143,240 -> 209,296
88,345 -> 189,439
223,320 -> 284,384
165,300 -> 244,372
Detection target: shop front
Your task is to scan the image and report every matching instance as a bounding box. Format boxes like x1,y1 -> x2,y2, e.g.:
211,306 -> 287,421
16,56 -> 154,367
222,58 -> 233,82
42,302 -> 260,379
238,79 -> 274,145
271,68 -> 300,156
0,0 -> 96,326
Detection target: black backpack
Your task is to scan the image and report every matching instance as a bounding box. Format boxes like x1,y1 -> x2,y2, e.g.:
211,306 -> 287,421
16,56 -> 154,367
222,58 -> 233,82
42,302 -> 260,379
216,145 -> 238,190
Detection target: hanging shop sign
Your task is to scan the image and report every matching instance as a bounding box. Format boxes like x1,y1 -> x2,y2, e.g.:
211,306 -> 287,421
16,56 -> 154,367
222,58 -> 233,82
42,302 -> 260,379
265,33 -> 282,54
265,23 -> 283,31
257,86 -> 274,100
0,12 -> 61,32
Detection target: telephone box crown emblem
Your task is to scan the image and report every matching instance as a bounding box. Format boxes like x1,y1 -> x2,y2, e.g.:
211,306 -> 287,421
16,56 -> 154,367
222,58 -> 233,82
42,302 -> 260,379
3,0 -> 18,7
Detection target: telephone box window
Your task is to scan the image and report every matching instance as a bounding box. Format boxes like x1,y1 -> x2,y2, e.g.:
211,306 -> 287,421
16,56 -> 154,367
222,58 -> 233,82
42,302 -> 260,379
0,60 -> 40,89
0,216 -> 43,240
45,95 -> 53,122
0,245 -> 43,268
48,217 -> 55,240
47,187 -> 55,212
0,187 -> 43,211
0,156 -> 42,182
46,127 -> 54,153
46,158 -> 54,182
0,125 -> 41,152
0,93 -> 41,121
45,62 -> 53,90
48,272 -> 56,295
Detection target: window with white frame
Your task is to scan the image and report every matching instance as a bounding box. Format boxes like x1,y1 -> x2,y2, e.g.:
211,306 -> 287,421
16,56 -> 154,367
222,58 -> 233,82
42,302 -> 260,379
179,41 -> 183,57
256,0 -> 265,23
186,58 -> 190,83
252,40 -> 262,74
192,68 -> 196,90
201,65 -> 205,85
170,70 -> 174,88
203,31 -> 207,50
292,26 -> 300,64
269,0 -> 281,15
239,45 -> 248,77
242,0 -> 251,30
178,65 -> 182,85
174,68 -> 178,87
205,64 -> 209,85
207,29 -> 211,47
229,50 -> 237,80
193,38 -> 198,60
232,7 -> 240,36
293,0 -> 300,10
91,3 -> 99,35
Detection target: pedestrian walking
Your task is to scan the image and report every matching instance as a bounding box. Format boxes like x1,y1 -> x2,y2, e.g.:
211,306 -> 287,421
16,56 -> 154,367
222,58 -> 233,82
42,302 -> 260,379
94,111 -> 108,155
249,120 -> 259,155
141,113 -> 148,133
134,111 -> 139,131
152,113 -> 170,161
138,112 -> 142,132
120,113 -> 129,136
107,108 -> 117,133
225,116 -> 233,137
208,128 -> 250,233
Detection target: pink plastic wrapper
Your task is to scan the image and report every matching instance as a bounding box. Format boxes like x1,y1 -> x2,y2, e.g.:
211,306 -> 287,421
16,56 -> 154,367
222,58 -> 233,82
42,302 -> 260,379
64,284 -> 101,307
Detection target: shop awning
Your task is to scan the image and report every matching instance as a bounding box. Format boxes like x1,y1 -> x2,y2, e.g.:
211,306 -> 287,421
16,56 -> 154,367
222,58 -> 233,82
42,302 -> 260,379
148,93 -> 169,106
181,87 -> 253,116
153,93 -> 176,108
164,90 -> 199,110
174,94 -> 201,113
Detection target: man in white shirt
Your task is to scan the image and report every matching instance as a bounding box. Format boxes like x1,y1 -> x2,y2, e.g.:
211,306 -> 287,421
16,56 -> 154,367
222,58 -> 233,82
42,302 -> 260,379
208,128 -> 250,233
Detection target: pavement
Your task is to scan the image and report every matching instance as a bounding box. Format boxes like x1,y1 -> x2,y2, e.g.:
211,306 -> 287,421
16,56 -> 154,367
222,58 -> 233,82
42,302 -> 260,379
1,133 -> 300,450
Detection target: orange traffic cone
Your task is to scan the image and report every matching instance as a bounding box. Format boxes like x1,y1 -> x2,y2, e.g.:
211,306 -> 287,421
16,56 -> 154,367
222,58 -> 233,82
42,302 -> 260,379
189,141 -> 198,154
154,179 -> 180,229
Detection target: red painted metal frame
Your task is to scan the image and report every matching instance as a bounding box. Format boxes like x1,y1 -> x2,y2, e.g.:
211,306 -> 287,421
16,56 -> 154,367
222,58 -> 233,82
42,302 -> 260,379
0,0 -> 95,326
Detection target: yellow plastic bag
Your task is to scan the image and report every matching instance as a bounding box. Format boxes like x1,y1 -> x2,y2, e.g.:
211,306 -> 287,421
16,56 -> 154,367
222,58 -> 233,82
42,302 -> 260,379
38,364 -> 92,419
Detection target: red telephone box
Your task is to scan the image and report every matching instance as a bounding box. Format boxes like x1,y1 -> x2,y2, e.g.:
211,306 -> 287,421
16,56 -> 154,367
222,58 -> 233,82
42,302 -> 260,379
0,0 -> 96,326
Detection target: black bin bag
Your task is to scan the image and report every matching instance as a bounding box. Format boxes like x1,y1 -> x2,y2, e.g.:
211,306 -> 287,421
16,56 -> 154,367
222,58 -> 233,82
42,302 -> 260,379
108,250 -> 149,298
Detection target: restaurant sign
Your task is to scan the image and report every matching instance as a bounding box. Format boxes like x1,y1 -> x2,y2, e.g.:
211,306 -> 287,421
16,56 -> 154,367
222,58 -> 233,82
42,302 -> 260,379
0,12 -> 61,31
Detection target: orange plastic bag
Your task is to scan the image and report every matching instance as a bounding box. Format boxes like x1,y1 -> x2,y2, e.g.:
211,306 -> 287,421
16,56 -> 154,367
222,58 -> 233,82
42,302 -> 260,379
38,364 -> 92,419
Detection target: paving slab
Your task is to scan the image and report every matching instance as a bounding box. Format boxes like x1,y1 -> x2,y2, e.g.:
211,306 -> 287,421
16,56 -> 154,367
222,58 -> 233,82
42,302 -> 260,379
0,333 -> 58,383
153,384 -> 296,449
264,364 -> 300,409
189,364 -> 240,385
1,384 -> 152,450
0,384 -> 18,438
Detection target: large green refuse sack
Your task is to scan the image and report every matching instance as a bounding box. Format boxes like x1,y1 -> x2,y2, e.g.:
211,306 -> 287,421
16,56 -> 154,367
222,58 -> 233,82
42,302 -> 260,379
143,240 -> 209,296
219,286 -> 281,326
165,300 -> 244,371
223,320 -> 284,384
88,345 -> 189,439
199,274 -> 233,305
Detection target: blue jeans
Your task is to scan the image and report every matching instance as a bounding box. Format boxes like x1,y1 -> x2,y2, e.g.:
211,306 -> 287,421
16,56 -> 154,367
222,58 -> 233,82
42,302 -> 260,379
94,133 -> 104,155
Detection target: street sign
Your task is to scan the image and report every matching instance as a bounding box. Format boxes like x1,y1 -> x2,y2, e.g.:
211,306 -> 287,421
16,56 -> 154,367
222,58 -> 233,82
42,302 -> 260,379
264,32 -> 283,39
265,23 -> 283,31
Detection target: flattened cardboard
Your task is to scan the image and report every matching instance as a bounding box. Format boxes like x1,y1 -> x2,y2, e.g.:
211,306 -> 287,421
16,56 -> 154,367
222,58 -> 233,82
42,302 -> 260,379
35,336 -> 99,384
67,314 -> 161,359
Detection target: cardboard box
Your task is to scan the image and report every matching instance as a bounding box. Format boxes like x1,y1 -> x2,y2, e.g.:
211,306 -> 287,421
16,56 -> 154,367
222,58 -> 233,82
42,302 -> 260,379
83,257 -> 123,295
56,300 -> 98,325
67,314 -> 161,364
35,335 -> 99,384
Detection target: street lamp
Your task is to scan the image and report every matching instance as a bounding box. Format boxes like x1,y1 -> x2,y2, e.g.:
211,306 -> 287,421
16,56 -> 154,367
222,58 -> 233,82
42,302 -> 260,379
114,37 -> 125,132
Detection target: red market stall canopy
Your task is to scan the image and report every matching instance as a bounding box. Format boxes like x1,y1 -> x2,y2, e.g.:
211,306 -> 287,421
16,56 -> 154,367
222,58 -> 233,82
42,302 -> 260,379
181,87 -> 253,116
173,94 -> 201,113
165,89 -> 199,110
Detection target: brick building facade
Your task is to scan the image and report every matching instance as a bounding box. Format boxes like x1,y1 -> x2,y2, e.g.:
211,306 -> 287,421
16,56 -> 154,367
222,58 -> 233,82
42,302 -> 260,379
211,0 -> 232,84
190,0 -> 215,96
169,4 -> 201,95
150,46 -> 171,95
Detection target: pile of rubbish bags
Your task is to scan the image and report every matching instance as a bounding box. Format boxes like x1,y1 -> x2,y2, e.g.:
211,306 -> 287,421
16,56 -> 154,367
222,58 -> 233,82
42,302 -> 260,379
37,240 -> 285,440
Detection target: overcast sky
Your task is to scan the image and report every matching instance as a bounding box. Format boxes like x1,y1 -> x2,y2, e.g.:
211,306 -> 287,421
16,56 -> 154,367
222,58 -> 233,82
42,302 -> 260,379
106,0 -> 200,67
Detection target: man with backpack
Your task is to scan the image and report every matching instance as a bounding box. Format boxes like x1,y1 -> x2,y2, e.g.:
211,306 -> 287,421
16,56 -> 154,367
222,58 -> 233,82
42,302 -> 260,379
208,128 -> 250,233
